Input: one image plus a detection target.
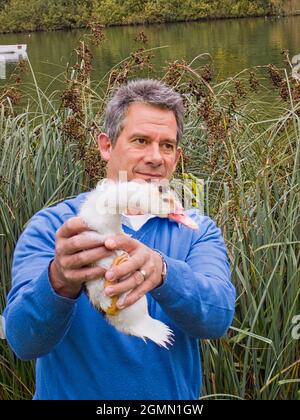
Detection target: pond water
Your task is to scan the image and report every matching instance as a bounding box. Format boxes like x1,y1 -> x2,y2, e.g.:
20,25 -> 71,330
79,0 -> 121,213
0,15 -> 299,92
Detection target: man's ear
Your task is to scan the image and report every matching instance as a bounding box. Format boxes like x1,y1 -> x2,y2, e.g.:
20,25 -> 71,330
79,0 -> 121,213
97,133 -> 112,161
174,146 -> 182,168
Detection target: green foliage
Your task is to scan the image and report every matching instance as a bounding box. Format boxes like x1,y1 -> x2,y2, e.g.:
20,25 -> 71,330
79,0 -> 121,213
0,0 -> 289,33
0,0 -> 92,32
91,0 -> 273,25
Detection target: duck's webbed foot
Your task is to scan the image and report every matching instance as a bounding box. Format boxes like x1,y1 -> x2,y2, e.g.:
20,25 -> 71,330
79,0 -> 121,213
104,252 -> 129,316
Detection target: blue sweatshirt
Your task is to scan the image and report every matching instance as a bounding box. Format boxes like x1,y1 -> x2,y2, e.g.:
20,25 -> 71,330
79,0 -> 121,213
4,192 -> 235,400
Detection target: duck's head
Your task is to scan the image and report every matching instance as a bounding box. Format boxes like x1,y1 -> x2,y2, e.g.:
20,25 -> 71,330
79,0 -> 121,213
124,181 -> 198,229
85,179 -> 198,230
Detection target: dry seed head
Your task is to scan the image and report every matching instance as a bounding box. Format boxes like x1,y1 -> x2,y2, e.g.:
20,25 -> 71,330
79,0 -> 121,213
88,22 -> 106,46
134,31 -> 148,45
267,64 -> 283,87
249,71 -> 259,92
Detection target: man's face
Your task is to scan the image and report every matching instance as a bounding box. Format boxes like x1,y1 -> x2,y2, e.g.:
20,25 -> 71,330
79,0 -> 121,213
97,102 -> 182,182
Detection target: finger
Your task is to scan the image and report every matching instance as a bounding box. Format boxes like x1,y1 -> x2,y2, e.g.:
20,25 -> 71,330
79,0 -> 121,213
61,231 -> 105,255
57,217 -> 91,239
105,254 -> 143,281
80,265 -> 106,282
65,265 -> 106,284
104,234 -> 139,253
62,247 -> 114,269
104,269 -> 146,297
117,278 -> 154,308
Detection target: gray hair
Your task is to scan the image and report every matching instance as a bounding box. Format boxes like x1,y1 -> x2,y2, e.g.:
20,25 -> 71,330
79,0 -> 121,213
104,79 -> 184,146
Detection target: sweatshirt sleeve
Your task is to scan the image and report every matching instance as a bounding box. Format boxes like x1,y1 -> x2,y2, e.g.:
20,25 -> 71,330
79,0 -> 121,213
3,208 -> 78,361
151,215 -> 236,339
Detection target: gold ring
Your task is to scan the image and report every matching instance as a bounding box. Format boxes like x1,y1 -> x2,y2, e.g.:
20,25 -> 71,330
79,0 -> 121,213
137,269 -> 147,281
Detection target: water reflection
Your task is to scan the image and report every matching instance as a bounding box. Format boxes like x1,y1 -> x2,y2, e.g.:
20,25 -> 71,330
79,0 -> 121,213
0,15 -> 299,90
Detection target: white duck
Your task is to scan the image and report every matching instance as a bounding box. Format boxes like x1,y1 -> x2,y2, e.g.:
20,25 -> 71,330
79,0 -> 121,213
79,179 -> 198,348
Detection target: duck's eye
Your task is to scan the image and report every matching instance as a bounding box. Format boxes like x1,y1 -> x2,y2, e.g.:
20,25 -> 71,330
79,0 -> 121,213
158,185 -> 169,194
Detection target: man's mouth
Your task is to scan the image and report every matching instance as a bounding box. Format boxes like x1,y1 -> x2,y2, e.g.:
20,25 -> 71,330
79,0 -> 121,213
135,172 -> 163,180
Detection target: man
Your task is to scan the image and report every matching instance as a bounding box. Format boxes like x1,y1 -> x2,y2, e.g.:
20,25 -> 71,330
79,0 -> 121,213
4,79 -> 235,400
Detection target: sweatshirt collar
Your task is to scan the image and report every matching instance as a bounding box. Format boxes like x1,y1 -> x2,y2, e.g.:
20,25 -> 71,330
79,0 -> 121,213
121,213 -> 156,232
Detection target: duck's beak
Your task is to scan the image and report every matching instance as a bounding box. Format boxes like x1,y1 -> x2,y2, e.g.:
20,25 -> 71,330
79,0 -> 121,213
168,202 -> 198,230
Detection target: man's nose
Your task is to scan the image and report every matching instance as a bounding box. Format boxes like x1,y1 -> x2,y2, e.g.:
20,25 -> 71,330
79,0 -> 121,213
144,144 -> 163,165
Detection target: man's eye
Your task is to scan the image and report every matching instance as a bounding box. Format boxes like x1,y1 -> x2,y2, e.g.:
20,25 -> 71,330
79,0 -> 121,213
134,138 -> 146,144
162,143 -> 174,151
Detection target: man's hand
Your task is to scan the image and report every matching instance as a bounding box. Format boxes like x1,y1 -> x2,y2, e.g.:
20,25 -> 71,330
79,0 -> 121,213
49,217 -> 113,299
103,234 -> 164,309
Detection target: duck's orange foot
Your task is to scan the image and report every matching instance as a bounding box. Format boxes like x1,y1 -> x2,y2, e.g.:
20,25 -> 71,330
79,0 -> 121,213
104,253 -> 129,316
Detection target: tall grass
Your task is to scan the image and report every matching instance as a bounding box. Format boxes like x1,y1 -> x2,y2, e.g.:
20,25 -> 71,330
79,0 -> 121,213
0,38 -> 299,399
0,92 -> 88,400
198,91 -> 300,400
178,63 -> 300,399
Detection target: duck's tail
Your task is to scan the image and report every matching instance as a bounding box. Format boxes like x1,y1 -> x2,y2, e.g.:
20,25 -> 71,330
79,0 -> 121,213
108,311 -> 174,349
131,316 -> 174,349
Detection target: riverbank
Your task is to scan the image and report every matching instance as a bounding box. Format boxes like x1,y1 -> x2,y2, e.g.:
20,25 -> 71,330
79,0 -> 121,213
0,0 -> 300,35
